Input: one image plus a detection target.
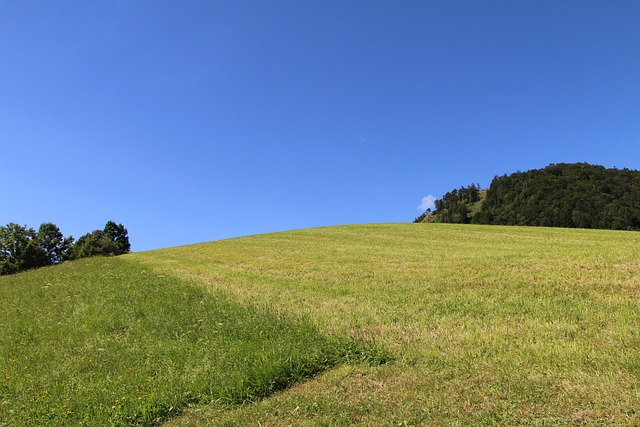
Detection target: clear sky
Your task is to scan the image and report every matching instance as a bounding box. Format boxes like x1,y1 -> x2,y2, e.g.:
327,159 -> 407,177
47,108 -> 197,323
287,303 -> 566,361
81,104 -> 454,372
1,1 -> 639,251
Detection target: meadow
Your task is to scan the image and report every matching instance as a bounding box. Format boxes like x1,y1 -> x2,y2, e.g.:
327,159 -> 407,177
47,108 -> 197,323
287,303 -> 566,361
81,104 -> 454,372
2,223 -> 640,425
0,256 -> 385,426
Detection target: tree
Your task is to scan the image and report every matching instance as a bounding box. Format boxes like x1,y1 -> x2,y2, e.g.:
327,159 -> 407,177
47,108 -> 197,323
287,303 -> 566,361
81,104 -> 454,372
413,209 -> 431,223
0,223 -> 42,275
36,222 -> 73,265
67,221 -> 131,260
103,221 -> 131,255
67,230 -> 106,260
0,220 -> 131,275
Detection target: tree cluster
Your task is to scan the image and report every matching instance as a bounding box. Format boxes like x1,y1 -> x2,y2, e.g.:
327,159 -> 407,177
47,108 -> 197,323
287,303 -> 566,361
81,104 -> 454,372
417,163 -> 640,231
476,163 -> 640,229
413,210 -> 430,223
0,221 -> 130,276
413,184 -> 481,224
433,184 -> 481,224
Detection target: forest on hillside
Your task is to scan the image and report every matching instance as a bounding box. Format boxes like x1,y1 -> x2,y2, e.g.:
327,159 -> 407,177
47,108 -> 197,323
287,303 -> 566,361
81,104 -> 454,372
416,163 -> 640,231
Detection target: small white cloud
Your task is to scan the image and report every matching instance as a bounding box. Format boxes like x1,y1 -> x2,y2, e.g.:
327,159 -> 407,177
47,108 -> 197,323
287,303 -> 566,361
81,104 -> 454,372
418,194 -> 436,211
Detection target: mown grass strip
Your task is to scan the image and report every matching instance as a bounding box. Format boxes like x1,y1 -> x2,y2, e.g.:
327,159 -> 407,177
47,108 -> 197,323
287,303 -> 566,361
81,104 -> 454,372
0,256 -> 387,426
136,223 -> 640,425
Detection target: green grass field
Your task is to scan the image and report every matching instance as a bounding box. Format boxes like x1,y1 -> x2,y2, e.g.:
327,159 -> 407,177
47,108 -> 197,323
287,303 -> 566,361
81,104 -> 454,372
3,223 -> 640,425
0,255 -> 385,426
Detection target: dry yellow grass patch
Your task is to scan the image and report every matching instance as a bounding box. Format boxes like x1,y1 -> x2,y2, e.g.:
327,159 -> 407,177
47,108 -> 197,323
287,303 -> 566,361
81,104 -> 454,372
132,223 -> 640,426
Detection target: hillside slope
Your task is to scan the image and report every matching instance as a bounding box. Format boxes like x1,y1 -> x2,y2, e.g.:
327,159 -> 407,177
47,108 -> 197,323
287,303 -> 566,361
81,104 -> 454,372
130,223 -> 640,426
420,163 -> 640,230
0,252 -> 384,426
3,223 -> 640,425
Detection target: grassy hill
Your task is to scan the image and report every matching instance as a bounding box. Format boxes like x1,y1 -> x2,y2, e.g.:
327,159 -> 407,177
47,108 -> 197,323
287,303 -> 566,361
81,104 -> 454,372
3,223 -> 640,425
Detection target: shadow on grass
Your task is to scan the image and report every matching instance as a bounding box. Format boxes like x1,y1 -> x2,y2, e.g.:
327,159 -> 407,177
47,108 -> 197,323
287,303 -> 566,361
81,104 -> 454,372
0,257 -> 390,426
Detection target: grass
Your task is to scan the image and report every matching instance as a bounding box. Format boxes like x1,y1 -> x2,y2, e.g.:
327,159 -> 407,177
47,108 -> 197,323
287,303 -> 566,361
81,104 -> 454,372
0,256 -> 386,426
3,222 -> 640,425
132,223 -> 640,425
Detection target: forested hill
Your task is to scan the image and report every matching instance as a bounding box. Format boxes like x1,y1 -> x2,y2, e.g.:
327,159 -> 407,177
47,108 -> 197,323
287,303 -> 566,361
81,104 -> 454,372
416,163 -> 640,230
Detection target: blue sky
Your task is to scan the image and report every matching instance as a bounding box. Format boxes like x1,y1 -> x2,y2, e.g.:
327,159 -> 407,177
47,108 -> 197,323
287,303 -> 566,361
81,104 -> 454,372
1,1 -> 639,251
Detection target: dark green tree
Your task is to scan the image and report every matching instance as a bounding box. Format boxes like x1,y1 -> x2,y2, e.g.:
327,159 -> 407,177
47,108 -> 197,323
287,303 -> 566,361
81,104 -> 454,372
36,222 -> 73,265
0,220 -> 131,275
427,184 -> 479,224
67,230 -> 106,260
413,209 -> 431,223
0,223 -> 42,275
103,221 -> 131,255
67,221 -> 131,260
